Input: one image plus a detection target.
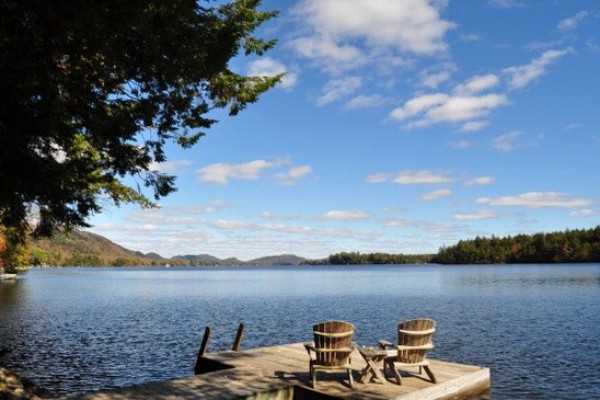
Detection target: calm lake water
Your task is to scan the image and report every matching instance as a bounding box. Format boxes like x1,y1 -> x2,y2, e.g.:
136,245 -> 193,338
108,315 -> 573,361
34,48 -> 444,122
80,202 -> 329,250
1,264 -> 599,399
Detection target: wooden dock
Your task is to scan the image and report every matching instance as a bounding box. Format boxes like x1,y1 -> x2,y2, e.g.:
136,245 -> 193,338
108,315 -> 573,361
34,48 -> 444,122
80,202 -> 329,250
0,273 -> 17,281
64,342 -> 490,400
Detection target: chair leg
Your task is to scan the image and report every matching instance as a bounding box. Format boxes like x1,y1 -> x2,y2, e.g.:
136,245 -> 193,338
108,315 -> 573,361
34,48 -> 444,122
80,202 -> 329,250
423,366 -> 436,383
312,369 -> 318,388
387,359 -> 403,385
348,369 -> 354,388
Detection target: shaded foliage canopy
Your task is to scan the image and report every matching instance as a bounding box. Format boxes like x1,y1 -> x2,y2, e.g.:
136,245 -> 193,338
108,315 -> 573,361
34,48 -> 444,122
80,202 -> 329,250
0,0 -> 280,243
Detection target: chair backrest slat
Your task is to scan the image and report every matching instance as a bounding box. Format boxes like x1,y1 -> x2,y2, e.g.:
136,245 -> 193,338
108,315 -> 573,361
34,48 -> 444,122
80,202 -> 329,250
313,320 -> 354,367
397,318 -> 435,364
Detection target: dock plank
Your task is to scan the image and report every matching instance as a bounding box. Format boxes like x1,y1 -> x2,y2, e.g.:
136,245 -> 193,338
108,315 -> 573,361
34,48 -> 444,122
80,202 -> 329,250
62,343 -> 490,400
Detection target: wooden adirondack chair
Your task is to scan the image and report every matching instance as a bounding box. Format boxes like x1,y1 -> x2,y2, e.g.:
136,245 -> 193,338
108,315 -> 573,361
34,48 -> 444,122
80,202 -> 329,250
378,318 -> 437,385
304,320 -> 356,388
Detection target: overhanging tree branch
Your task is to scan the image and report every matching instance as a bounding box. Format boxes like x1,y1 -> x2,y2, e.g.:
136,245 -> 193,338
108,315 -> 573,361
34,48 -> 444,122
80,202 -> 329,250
0,0 -> 281,244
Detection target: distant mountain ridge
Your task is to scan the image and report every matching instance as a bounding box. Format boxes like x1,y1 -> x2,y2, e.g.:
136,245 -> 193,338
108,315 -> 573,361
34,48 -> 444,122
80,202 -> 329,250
30,230 -> 309,266
22,225 -> 600,267
246,254 -> 306,265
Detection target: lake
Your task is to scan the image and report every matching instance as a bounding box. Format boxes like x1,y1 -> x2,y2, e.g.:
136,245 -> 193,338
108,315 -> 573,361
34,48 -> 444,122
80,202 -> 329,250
0,264 -> 599,399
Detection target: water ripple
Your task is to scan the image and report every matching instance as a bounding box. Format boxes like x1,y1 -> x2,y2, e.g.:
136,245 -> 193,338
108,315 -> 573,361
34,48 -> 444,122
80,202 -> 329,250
1,264 -> 598,399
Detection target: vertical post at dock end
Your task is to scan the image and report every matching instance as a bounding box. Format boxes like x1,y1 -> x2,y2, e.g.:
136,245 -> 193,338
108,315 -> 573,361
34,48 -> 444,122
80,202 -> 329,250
195,326 -> 211,374
232,323 -> 245,351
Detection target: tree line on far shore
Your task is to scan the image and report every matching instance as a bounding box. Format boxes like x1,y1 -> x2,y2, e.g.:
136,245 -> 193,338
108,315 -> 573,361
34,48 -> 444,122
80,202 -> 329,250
306,252 -> 433,265
305,226 -> 600,265
2,225 -> 599,272
431,226 -> 600,264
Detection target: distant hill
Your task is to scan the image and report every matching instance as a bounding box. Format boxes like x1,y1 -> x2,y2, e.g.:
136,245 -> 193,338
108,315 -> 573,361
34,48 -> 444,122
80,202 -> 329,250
20,225 -> 600,267
27,230 -> 309,267
169,254 -> 248,266
31,230 -> 160,266
172,253 -> 307,266
136,251 -> 163,260
173,254 -> 224,264
247,254 -> 307,265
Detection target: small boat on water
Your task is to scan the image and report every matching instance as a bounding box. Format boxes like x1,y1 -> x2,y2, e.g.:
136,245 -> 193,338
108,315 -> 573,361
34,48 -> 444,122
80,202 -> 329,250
0,273 -> 17,281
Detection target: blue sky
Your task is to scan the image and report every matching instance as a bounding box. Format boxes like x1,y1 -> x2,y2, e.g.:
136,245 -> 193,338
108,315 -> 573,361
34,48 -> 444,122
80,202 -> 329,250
88,0 -> 600,260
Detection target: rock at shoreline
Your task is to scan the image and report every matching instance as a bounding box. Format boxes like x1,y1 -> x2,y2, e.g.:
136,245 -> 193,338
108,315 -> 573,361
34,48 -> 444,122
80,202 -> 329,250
0,367 -> 44,400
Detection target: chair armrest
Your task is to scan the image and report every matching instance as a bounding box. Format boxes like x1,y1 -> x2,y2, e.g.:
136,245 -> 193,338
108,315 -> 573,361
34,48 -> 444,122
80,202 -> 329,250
378,339 -> 392,349
303,342 -> 316,355
397,343 -> 434,351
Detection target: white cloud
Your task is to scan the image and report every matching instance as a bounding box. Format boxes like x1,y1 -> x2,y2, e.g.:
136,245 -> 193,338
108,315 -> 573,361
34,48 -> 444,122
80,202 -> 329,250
423,94 -> 508,124
461,120 -> 489,132
383,206 -> 409,213
316,77 -> 362,106
476,192 -> 593,208
564,123 -> 582,131
390,49 -> 571,130
389,170 -> 454,185
453,74 -> 500,95
260,211 -> 297,221
450,140 -> 475,149
148,159 -> 193,174
320,210 -> 371,221
343,94 -> 386,110
569,209 -> 600,217
206,200 -> 234,209
365,173 -> 391,184
526,40 -> 564,51
460,33 -> 481,42
421,189 -> 452,201
247,57 -> 297,89
464,176 -> 495,186
258,223 -> 313,235
210,219 -> 256,230
295,0 -> 452,53
196,158 -> 312,186
291,0 -> 453,75
587,39 -> 600,53
503,48 -> 574,89
124,204 -> 231,226
127,214 -> 204,225
418,221 -> 460,235
391,73 -> 508,129
390,93 -> 448,120
453,209 -> 501,220
290,37 -> 364,72
382,218 -> 411,227
275,165 -> 313,186
392,93 -> 508,128
93,223 -> 160,235
419,70 -> 452,89
197,159 -> 284,184
491,131 -> 523,152
558,11 -> 589,31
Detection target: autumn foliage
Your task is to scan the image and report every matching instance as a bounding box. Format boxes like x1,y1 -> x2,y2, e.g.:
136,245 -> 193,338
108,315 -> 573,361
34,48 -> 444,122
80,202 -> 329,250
0,232 -> 6,270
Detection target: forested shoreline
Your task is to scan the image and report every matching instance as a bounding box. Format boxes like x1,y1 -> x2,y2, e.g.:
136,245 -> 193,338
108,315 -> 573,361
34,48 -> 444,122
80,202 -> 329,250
1,226 -> 599,271
306,252 -> 433,265
431,226 -> 600,264
307,226 -> 600,265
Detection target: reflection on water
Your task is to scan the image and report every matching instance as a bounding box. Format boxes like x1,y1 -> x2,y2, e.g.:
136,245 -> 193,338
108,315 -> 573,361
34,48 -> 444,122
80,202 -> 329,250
1,264 -> 599,399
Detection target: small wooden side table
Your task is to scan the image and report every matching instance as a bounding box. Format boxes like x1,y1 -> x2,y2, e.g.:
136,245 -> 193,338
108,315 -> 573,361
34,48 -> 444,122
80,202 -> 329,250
358,346 -> 388,384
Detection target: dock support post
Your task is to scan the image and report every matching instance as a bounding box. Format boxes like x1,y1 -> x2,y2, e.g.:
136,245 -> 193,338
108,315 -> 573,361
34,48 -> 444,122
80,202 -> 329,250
232,323 -> 245,351
195,326 -> 211,374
